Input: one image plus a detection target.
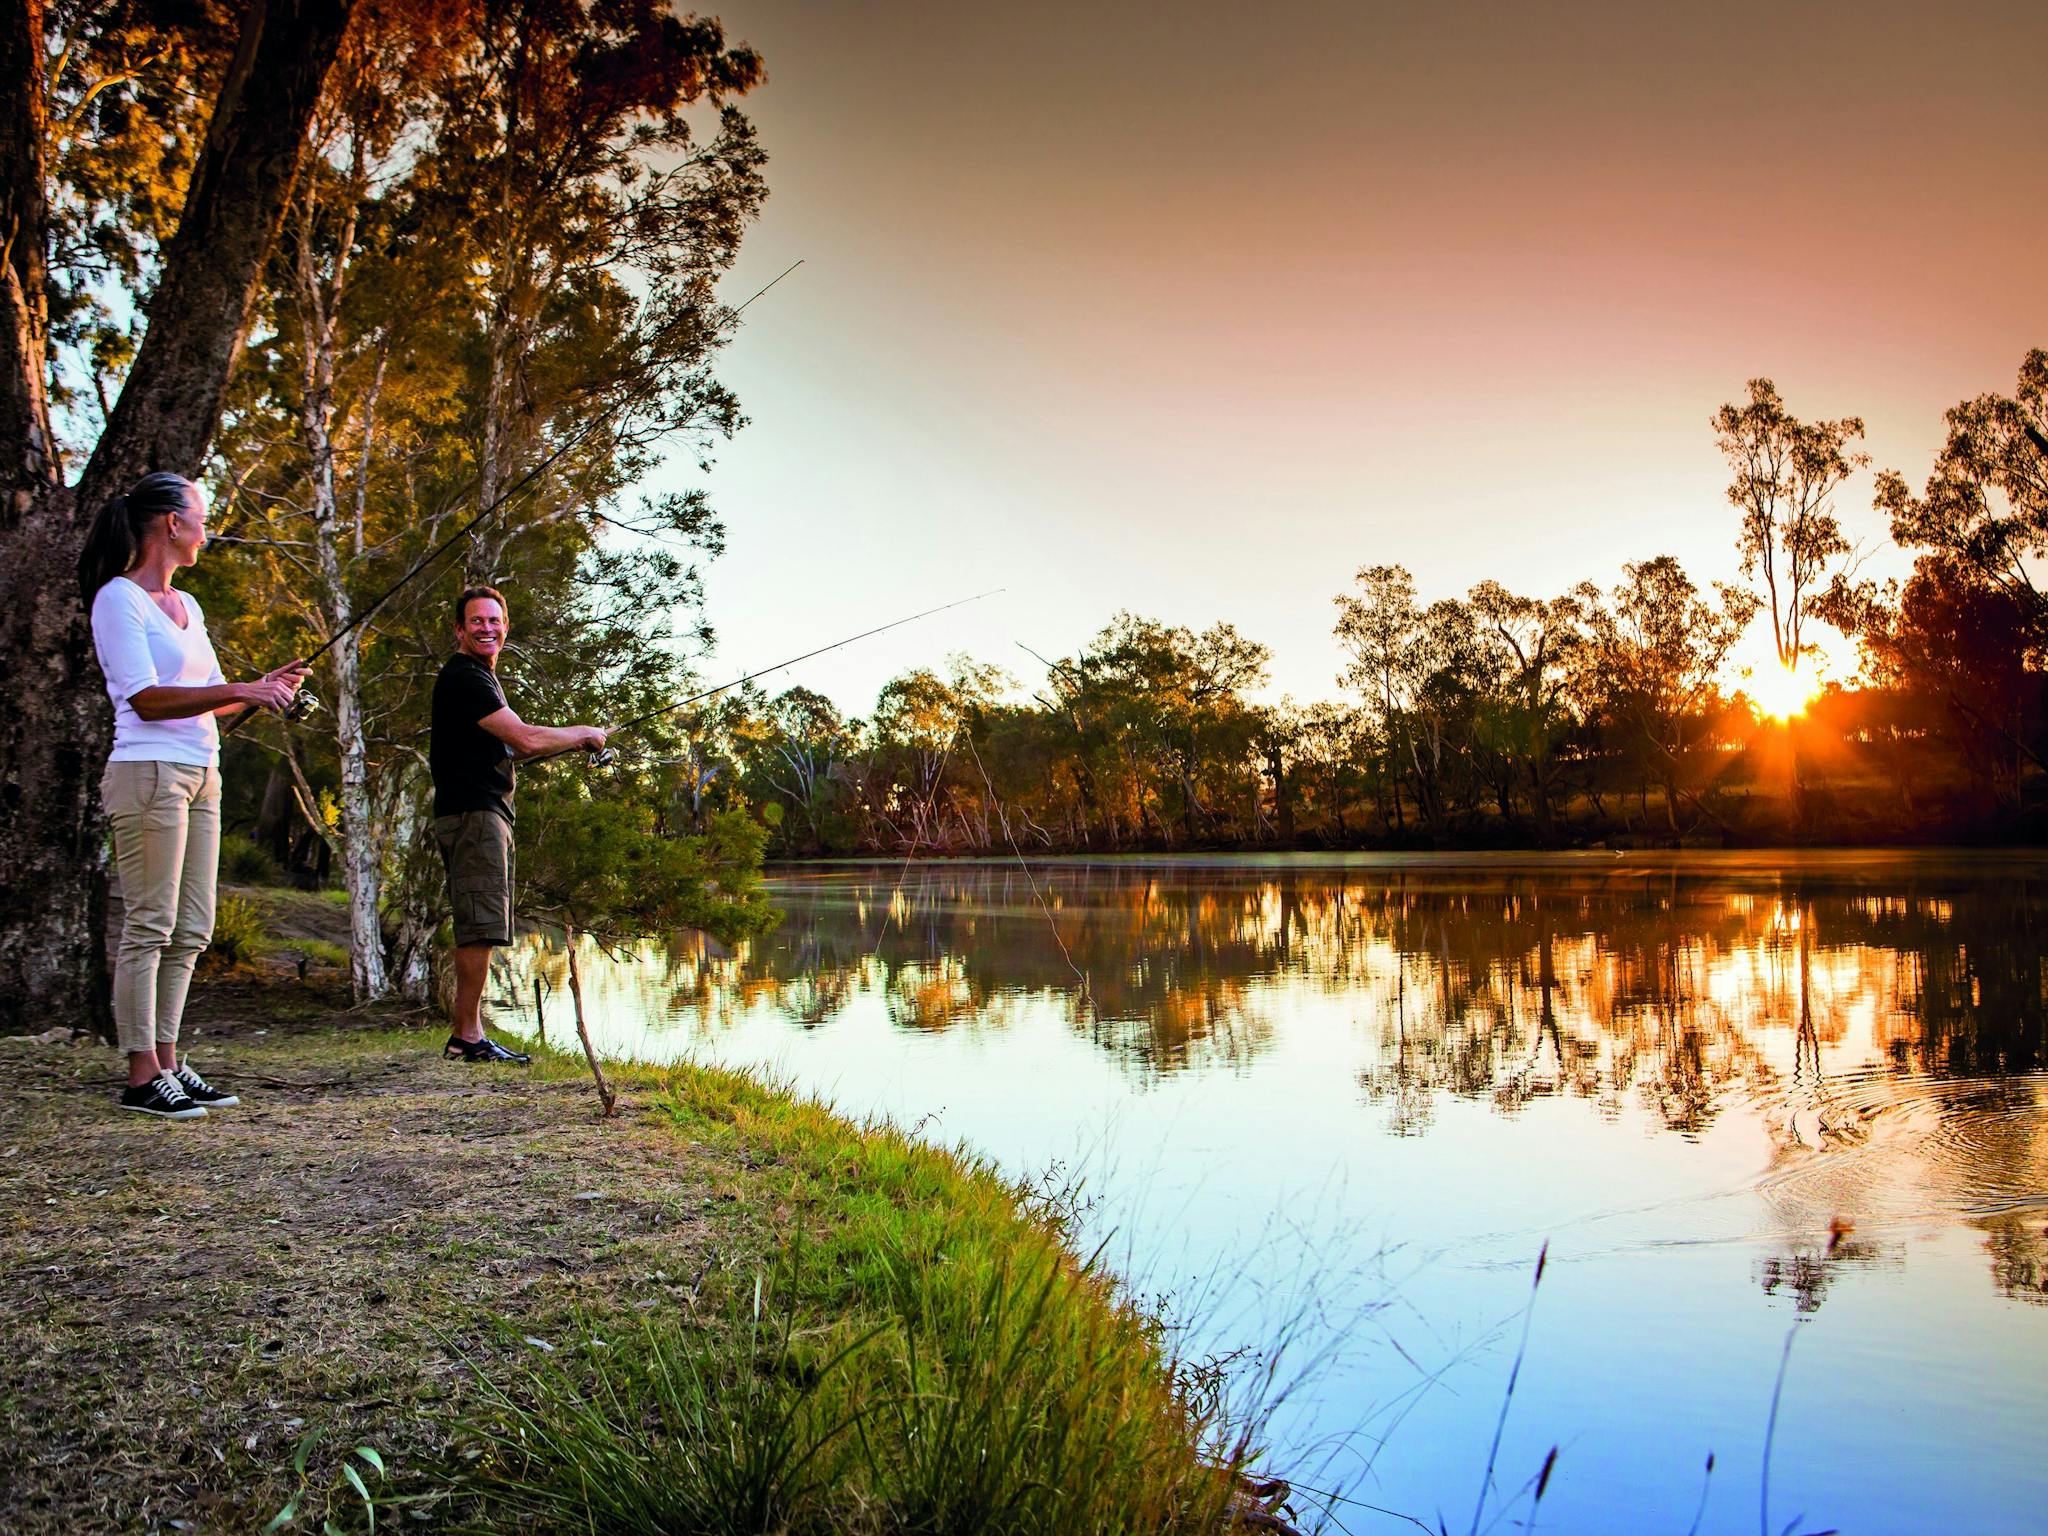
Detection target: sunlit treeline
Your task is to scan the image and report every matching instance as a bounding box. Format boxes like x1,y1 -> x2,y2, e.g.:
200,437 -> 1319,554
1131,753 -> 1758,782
679,360 -> 2045,855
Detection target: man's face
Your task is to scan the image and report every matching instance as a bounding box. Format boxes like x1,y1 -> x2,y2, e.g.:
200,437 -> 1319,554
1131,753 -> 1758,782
456,597 -> 508,667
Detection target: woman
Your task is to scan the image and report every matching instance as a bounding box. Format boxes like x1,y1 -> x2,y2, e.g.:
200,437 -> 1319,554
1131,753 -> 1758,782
79,472 -> 308,1119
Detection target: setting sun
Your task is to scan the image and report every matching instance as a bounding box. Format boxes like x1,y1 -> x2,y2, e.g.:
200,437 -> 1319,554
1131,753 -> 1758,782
1749,661 -> 1824,721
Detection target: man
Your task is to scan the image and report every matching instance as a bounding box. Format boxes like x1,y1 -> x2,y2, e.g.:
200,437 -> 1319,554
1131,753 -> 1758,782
429,585 -> 607,1062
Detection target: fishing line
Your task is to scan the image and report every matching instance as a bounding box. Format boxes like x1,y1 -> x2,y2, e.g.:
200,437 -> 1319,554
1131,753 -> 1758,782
866,729 -> 957,964
529,588 -> 1005,766
960,728 -> 1091,1003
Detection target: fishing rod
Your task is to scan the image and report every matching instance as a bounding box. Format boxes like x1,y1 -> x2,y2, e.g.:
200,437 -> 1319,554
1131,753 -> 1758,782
535,588 -> 1005,768
220,259 -> 808,741
221,429 -> 590,737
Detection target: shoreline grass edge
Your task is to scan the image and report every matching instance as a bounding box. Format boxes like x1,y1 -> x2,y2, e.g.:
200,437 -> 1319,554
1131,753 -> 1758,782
2,983 -> 1285,1535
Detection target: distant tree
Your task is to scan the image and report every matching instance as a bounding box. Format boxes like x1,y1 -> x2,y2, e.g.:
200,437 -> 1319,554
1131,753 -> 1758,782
1404,598 -> 1481,839
1867,348 -> 2048,649
1335,568 -> 1484,841
1251,701 -> 1302,844
1713,378 -> 1868,673
865,656 -> 1010,850
1334,564 -> 1420,834
1467,581 -> 1583,842
1576,557 -> 1758,832
1825,557 -> 2043,808
745,686 -> 853,853
1819,352 -> 2048,807
1035,614 -> 1267,847
1294,700 -> 1373,839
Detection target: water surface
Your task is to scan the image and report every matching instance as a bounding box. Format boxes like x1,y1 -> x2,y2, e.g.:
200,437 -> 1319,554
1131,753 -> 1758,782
500,852 -> 2048,1534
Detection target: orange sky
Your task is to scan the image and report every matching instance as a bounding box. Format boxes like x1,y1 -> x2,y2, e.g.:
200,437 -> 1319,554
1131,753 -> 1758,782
656,0 -> 2048,710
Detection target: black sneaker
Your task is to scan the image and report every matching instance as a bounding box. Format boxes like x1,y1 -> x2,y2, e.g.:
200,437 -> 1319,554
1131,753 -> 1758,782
444,1034 -> 531,1064
172,1063 -> 239,1107
120,1074 -> 207,1120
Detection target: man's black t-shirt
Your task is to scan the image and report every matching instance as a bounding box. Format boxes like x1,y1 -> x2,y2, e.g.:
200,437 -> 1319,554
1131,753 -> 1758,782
430,653 -> 515,821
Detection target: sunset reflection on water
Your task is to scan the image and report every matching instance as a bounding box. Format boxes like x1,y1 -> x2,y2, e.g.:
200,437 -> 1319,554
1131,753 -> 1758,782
499,853 -> 2048,1533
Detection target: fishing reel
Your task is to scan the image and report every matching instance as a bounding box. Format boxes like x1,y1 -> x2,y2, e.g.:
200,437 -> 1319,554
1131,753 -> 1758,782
283,689 -> 323,723
586,746 -> 617,769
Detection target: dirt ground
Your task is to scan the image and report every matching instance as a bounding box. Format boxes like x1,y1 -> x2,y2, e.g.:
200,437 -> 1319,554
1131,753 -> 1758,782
0,977 -> 747,1534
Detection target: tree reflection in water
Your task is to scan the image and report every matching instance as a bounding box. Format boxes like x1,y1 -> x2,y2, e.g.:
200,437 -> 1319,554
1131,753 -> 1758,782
507,856 -> 2047,1310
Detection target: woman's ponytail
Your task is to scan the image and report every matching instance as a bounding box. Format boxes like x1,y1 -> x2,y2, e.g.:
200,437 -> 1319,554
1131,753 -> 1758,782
76,472 -> 193,604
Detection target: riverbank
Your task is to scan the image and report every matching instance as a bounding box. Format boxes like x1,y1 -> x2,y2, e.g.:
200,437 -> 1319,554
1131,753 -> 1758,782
1,963 -> 1276,1532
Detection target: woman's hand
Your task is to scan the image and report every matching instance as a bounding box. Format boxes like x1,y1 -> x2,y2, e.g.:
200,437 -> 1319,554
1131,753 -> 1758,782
240,659 -> 310,713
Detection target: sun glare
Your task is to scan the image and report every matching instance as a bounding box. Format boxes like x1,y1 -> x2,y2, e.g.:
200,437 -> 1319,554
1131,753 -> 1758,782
1750,662 -> 1822,721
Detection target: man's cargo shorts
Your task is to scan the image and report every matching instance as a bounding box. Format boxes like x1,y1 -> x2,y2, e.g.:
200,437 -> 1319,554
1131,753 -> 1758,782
433,809 -> 515,947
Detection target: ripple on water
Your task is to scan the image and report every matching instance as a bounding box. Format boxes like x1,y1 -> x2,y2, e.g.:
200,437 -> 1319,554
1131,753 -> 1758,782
1750,1069 -> 2048,1225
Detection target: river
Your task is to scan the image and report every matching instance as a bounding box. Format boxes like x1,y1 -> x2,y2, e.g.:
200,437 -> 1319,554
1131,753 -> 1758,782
495,852 -> 2048,1535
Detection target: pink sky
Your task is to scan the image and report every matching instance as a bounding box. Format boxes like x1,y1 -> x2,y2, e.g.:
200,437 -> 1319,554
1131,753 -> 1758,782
655,0 -> 2048,710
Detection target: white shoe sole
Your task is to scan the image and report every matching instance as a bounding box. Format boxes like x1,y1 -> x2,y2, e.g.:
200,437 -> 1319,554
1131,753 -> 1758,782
121,1102 -> 208,1120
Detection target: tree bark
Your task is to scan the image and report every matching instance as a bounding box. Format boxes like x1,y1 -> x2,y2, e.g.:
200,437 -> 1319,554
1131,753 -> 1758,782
0,0 -> 357,1033
0,0 -> 106,1033
0,0 -> 57,493
293,166 -> 390,1001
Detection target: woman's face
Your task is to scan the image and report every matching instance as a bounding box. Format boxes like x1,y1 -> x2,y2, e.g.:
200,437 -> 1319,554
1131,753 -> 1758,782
164,484 -> 209,567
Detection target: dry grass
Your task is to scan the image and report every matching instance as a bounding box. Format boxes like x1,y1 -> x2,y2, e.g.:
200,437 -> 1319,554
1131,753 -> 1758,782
0,985 -> 754,1535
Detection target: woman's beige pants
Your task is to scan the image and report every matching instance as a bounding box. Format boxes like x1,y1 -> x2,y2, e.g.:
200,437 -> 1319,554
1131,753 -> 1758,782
102,761 -> 221,1055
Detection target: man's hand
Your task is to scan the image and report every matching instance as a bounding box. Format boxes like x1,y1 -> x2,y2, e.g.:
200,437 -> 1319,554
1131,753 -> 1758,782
575,725 -> 609,753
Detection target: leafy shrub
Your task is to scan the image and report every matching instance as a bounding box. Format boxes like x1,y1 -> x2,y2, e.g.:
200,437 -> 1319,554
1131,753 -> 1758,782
220,832 -> 279,884
206,893 -> 268,967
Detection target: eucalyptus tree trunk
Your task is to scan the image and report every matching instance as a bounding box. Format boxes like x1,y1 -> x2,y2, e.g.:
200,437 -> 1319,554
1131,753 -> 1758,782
293,162 -> 390,1001
0,0 -> 98,1033
469,284 -> 538,583
385,785 -> 438,1003
0,0 -> 356,1032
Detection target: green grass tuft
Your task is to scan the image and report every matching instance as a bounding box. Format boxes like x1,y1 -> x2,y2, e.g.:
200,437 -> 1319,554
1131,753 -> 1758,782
272,937 -> 350,968
457,1061 -> 1263,1534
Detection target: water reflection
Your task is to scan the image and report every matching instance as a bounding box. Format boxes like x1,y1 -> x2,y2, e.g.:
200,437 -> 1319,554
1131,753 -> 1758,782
502,855 -> 2048,1529
625,858 -> 2041,1089
505,855 -> 2048,1315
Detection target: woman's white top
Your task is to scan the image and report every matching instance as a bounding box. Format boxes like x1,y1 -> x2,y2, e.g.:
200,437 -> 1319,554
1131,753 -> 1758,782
90,576 -> 226,766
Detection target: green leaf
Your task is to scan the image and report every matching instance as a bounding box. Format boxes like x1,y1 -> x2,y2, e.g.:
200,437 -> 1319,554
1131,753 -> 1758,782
351,1445 -> 386,1476
261,1500 -> 298,1534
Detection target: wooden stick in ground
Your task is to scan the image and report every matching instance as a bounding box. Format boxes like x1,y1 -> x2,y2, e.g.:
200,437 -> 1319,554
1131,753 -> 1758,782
532,975 -> 547,1045
563,928 -> 615,1117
